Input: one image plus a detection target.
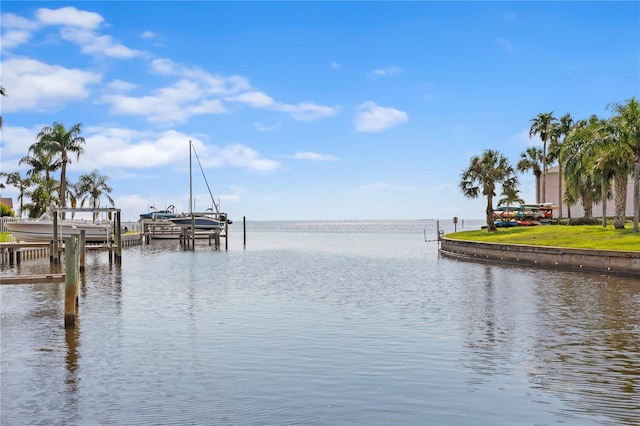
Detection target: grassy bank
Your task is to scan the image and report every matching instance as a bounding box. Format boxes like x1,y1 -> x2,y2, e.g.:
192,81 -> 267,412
446,224 -> 640,251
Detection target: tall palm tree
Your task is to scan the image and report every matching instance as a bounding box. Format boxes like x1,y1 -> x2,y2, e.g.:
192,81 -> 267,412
590,118 -> 634,229
548,113 -> 573,220
609,97 -> 640,233
529,112 -> 556,204
35,122 -> 86,216
516,147 -> 544,203
76,169 -> 114,220
561,116 -> 604,221
460,149 -> 518,232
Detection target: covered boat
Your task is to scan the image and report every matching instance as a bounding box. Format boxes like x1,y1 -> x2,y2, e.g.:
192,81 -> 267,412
4,213 -> 112,242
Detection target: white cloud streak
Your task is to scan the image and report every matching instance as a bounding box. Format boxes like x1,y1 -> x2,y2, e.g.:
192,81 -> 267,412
354,101 -> 408,132
1,58 -> 102,112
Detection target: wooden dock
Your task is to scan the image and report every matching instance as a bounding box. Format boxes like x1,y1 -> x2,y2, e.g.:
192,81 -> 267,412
0,242 -> 50,265
1,273 -> 65,285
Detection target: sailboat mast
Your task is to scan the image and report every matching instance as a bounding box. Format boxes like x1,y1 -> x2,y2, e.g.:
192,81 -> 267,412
189,140 -> 195,245
189,140 -> 193,214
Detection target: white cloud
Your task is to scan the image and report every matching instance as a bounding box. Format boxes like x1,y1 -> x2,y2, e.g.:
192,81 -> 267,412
150,58 -> 251,95
36,7 -> 104,29
60,27 -> 142,58
287,152 -> 338,161
0,125 -> 39,166
227,92 -> 340,122
226,91 -> 275,108
204,144 -> 280,172
139,31 -> 157,39
331,61 -> 341,69
106,79 -> 137,92
371,66 -> 403,77
80,127 -> 279,173
100,79 -> 226,123
1,58 -> 102,112
148,58 -> 339,122
0,30 -> 32,50
85,129 -> 191,169
277,102 -> 341,122
354,101 -> 408,132
1,13 -> 39,30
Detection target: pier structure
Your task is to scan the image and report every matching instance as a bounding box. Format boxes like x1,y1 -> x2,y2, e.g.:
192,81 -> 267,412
139,211 -> 229,250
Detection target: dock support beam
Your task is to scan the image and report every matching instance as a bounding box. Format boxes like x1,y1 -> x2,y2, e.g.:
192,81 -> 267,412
64,235 -> 80,328
52,213 -> 59,264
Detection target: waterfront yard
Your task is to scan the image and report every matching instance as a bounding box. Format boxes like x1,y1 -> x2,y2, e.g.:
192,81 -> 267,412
447,223 -> 640,251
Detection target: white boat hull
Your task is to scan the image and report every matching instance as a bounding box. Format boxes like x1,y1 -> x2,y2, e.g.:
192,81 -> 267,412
5,221 -> 112,242
169,216 -> 224,230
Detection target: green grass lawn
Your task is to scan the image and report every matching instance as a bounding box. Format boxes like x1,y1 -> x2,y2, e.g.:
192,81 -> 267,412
446,224 -> 640,251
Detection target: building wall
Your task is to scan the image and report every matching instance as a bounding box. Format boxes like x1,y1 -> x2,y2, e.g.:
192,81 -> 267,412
543,166 -> 635,219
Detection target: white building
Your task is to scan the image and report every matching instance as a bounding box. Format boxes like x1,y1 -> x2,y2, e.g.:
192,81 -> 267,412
543,165 -> 635,219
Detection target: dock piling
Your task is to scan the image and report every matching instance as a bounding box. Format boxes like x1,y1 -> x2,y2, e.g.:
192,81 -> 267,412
64,235 -> 81,328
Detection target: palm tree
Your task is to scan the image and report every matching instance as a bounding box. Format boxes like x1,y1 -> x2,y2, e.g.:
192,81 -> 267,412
0,86 -> 6,129
529,112 -> 556,203
516,147 -> 544,203
76,169 -> 114,220
548,113 -> 573,220
498,183 -> 524,221
590,118 -> 634,229
561,116 -> 604,221
460,149 -> 518,232
22,174 -> 56,218
35,122 -> 86,216
609,97 -> 640,233
1,171 -> 31,217
20,146 -> 61,201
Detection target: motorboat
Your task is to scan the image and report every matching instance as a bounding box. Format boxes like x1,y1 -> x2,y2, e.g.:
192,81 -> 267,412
4,213 -> 112,242
139,205 -> 178,220
169,212 -> 227,230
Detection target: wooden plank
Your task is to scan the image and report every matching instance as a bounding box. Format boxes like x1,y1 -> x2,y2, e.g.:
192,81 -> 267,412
1,274 -> 65,285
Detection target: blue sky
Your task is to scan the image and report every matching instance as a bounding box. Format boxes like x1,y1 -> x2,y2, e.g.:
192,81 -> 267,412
1,1 -> 638,221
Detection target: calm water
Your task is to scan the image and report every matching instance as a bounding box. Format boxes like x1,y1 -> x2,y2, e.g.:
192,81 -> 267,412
2,220 -> 639,425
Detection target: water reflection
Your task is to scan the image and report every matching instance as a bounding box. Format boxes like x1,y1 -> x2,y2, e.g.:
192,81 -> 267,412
63,327 -> 80,422
530,274 -> 640,424
2,223 -> 639,425
459,262 -> 640,424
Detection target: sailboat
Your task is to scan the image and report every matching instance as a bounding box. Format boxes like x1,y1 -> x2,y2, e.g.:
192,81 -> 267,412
169,140 -> 230,231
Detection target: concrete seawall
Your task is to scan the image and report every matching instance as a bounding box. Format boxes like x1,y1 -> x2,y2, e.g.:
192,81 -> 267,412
439,237 -> 640,277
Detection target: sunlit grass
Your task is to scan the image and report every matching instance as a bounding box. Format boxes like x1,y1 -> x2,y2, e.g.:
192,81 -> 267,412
447,224 -> 640,251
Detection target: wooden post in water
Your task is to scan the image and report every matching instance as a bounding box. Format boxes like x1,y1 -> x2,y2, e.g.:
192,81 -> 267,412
52,213 -> 59,264
243,216 -> 246,248
115,211 -> 122,265
79,230 -> 86,272
64,235 -> 80,328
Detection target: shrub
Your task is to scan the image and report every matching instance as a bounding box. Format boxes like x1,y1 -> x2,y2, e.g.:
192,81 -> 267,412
568,217 -> 599,226
0,203 -> 15,217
